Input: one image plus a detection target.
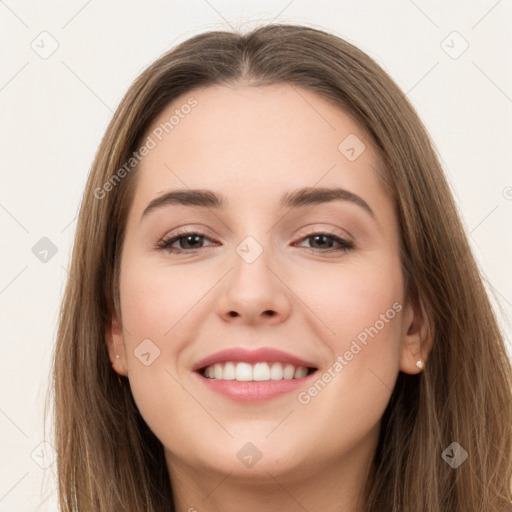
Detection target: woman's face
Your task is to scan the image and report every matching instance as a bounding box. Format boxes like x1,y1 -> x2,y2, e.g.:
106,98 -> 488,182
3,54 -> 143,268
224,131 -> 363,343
109,83 -> 424,486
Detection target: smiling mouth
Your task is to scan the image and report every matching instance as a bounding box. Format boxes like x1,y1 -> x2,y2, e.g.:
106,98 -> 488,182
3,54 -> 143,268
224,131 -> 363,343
198,361 -> 318,381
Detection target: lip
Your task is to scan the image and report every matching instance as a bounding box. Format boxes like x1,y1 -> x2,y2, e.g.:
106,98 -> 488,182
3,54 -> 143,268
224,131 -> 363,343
194,373 -> 317,403
191,347 -> 318,372
191,347 -> 318,403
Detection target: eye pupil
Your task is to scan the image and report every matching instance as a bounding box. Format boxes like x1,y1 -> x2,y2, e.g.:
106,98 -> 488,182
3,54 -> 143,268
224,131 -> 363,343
311,234 -> 331,249
182,235 -> 202,249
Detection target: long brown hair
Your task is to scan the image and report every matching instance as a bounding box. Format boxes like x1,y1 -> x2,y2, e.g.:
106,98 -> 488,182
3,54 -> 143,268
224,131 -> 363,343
51,24 -> 512,511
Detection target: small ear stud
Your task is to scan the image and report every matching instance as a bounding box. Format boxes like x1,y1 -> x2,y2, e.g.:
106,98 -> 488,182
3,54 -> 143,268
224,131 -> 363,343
416,359 -> 425,370
115,354 -> 120,359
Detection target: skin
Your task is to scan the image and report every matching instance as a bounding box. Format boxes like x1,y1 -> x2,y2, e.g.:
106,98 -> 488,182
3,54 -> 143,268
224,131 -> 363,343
107,83 -> 433,512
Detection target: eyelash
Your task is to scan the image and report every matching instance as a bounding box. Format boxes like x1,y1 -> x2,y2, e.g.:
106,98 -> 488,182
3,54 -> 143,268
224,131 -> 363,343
156,229 -> 354,254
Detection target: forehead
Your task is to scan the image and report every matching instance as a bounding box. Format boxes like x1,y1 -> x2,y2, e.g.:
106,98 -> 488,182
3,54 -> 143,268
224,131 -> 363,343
129,83 -> 391,220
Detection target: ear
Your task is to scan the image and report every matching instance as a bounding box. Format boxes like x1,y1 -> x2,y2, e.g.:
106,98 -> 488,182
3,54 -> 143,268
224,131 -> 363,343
106,311 -> 128,377
399,297 -> 434,374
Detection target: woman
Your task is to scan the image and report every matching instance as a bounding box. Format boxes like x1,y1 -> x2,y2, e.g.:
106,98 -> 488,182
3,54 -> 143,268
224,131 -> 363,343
52,24 -> 512,511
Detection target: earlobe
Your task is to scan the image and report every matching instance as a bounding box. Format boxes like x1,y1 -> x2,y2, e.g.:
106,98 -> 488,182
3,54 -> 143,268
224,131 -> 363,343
399,298 -> 433,375
107,314 -> 128,376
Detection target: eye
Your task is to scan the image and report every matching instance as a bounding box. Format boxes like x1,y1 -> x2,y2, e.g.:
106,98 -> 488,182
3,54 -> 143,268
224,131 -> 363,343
157,230 -> 216,253
157,230 -> 354,254
294,232 -> 354,253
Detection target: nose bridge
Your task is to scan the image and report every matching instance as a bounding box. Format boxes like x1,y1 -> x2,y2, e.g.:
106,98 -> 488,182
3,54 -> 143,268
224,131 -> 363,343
216,231 -> 291,323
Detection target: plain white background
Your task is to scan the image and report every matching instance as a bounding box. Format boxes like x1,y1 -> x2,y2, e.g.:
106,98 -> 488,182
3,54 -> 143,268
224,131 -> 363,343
1,1 -> 511,509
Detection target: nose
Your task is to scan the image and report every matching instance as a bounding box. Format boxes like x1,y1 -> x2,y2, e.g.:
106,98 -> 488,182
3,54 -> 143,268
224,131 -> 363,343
215,244 -> 292,326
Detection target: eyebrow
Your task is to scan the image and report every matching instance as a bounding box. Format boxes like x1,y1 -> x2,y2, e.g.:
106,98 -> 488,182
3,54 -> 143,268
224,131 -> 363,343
140,186 -> 375,221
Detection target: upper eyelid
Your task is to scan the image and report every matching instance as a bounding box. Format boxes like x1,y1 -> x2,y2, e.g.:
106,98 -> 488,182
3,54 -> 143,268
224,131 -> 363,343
161,228 -> 352,247
162,222 -> 352,239
294,225 -> 353,240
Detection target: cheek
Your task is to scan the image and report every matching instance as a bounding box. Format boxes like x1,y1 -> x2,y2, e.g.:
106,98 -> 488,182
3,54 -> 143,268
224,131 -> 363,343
119,256 -> 211,341
293,259 -> 405,437
291,254 -> 404,356
116,256 -> 205,430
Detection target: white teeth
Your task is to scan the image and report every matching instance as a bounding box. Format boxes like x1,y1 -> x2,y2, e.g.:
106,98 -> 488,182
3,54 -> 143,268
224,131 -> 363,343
214,363 -> 223,380
235,362 -> 253,381
253,362 -> 270,381
270,362 -> 283,380
223,362 -> 236,380
283,364 -> 295,380
294,366 -> 308,379
202,361 -> 312,381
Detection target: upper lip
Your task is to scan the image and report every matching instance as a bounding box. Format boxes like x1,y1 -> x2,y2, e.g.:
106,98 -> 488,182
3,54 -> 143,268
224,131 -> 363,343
192,347 -> 318,372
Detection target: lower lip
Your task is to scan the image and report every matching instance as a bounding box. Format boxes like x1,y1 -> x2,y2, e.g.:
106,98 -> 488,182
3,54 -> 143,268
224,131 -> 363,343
194,371 -> 317,402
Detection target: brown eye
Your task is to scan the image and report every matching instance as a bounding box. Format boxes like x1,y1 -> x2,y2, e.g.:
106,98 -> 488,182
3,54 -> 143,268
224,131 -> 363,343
158,231 -> 215,253
296,233 -> 354,253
